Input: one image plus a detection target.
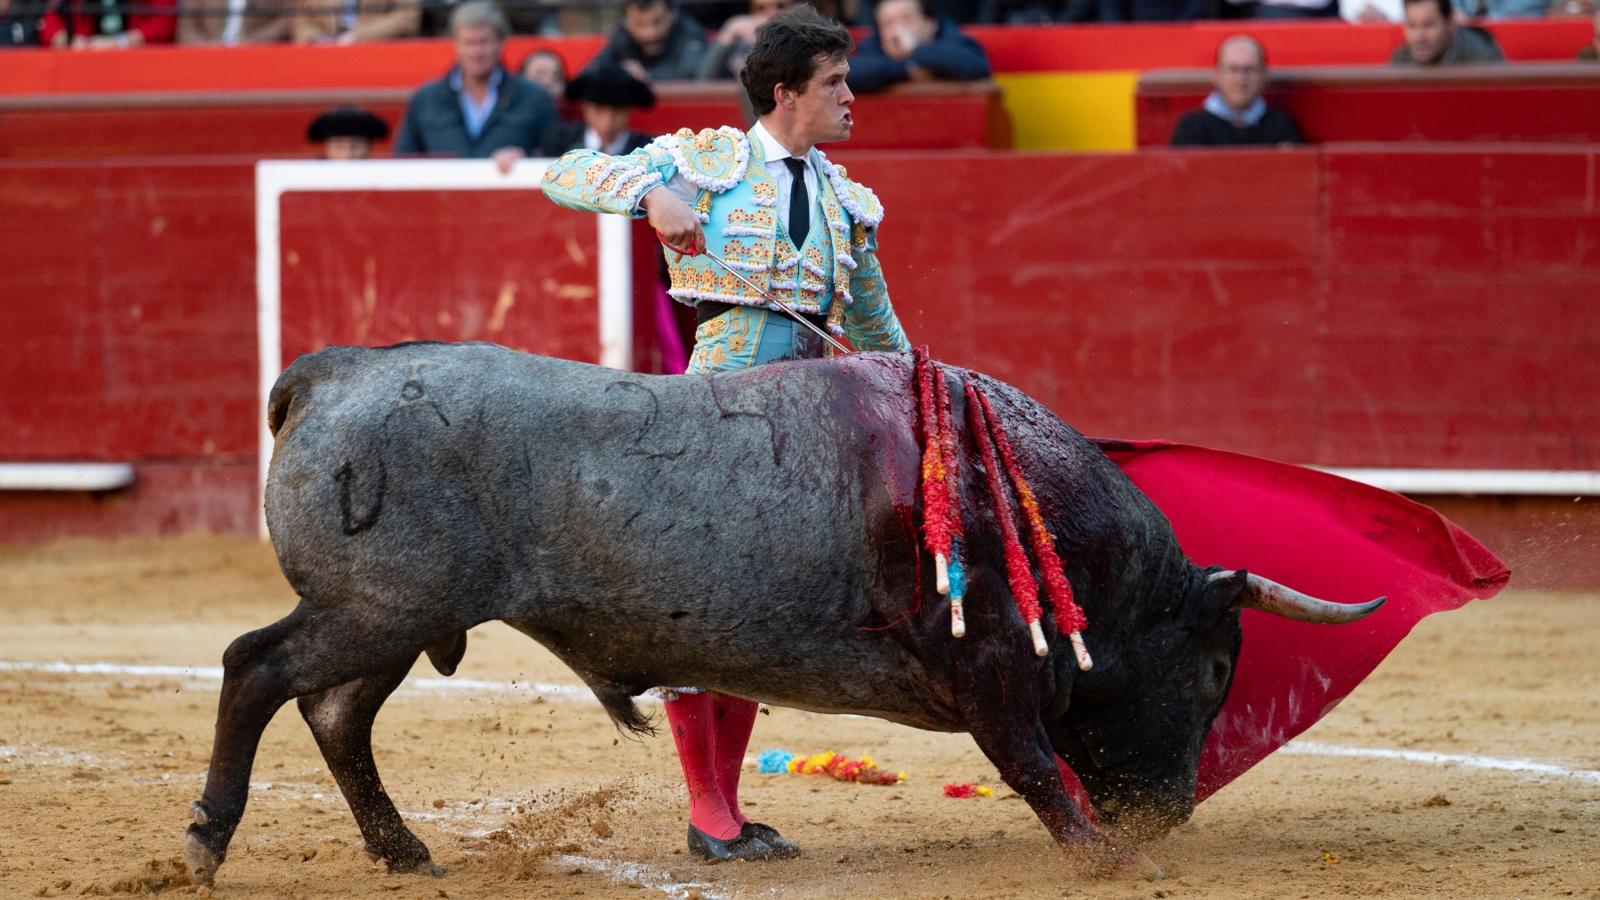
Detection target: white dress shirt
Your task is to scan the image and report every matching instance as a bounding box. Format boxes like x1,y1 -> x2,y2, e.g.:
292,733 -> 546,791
655,121 -> 820,232
584,128 -> 634,156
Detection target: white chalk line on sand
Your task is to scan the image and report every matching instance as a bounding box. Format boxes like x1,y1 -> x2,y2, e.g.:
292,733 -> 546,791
0,659 -> 590,700
555,854 -> 725,900
6,658 -> 1600,788
1281,740 -> 1600,785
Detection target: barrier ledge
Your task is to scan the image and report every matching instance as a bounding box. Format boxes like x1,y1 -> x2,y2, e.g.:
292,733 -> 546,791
0,80 -> 1010,158
1318,469 -> 1600,496
0,463 -> 135,491
1136,62 -> 1600,146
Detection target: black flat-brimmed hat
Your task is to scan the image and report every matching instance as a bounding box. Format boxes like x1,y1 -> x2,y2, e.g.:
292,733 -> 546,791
565,63 -> 656,109
306,107 -> 391,143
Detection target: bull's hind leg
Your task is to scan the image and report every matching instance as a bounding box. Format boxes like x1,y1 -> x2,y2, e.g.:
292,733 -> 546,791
185,601 -> 428,885
297,660 -> 441,875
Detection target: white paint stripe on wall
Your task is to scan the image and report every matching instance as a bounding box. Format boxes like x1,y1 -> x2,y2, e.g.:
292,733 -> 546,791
1316,467 -> 1600,496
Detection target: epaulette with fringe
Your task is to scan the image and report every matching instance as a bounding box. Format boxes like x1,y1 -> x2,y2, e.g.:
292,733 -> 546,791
649,126 -> 750,193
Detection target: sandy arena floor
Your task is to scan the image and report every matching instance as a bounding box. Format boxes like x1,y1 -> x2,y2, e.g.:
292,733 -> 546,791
0,535 -> 1595,899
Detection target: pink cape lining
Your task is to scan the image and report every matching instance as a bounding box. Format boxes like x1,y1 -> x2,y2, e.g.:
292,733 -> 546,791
1053,439 -> 1510,806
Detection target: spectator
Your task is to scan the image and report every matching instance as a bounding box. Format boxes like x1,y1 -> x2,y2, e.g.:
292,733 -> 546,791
2,0 -> 42,45
588,0 -> 708,82
1391,0 -> 1505,64
178,0 -> 290,44
520,48 -> 568,101
1579,7 -> 1599,59
847,0 -> 991,94
541,62 -> 656,156
1456,0 -> 1549,16
979,0 -> 1080,22
394,0 -> 557,169
699,0 -> 795,80
1340,0 -> 1401,20
1228,0 -> 1341,18
292,0 -> 419,44
1097,0 -> 1209,19
42,0 -> 177,47
1171,35 -> 1304,146
308,106 -> 389,159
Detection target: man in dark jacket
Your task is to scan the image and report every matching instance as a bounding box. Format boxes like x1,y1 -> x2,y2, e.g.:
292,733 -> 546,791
1390,0 -> 1505,65
588,0 -> 709,82
394,0 -> 557,168
846,0 -> 991,93
1171,35 -> 1304,146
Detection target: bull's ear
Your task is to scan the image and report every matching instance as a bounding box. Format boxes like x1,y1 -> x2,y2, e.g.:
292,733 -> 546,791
1186,568 -> 1247,629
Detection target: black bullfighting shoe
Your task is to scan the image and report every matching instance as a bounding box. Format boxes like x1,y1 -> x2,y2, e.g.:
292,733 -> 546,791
740,822 -> 801,858
687,824 -> 777,862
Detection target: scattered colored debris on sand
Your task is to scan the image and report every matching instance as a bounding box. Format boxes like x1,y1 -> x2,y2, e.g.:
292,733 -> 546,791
754,749 -> 904,785
941,783 -> 994,799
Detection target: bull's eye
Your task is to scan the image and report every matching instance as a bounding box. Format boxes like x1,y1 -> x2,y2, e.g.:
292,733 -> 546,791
1212,660 -> 1230,687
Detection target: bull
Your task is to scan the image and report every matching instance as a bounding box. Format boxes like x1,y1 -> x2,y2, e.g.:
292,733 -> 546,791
184,342 -> 1383,885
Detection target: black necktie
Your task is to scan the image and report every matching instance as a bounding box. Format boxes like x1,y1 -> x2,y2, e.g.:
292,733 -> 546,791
783,157 -> 810,249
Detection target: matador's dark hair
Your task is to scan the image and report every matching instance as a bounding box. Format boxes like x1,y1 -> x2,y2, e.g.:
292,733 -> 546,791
740,5 -> 853,117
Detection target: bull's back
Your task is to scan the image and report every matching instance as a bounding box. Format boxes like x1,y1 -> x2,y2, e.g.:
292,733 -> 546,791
261,344 -> 913,637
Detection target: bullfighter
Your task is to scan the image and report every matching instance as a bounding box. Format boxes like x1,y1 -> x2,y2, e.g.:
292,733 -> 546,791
540,5 -> 912,862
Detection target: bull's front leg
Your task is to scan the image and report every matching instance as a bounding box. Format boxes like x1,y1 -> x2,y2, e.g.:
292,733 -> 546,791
953,637 -> 1159,879
963,702 -> 1103,847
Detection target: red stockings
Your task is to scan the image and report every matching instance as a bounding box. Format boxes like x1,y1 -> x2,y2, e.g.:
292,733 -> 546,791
663,691 -> 759,840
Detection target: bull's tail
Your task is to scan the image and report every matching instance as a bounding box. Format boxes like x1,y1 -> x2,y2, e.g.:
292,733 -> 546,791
267,345 -> 364,439
590,682 -> 657,740
266,360 -> 310,439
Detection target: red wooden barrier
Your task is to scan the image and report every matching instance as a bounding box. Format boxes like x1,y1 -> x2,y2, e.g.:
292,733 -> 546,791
1138,63 -> 1600,146
276,189 -> 603,366
832,146 -> 1600,471
4,149 -> 1597,586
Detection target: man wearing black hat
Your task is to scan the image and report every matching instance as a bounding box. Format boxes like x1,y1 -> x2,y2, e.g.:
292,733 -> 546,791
540,63 -> 657,157
306,107 -> 390,160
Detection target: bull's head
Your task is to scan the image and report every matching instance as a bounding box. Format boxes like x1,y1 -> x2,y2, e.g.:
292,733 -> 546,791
1048,568 -> 1384,841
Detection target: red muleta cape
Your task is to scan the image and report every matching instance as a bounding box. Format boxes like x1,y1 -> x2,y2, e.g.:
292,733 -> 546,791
1077,439 -> 1511,803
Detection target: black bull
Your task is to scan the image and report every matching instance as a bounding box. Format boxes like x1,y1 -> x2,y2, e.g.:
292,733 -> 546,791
184,342 -> 1383,884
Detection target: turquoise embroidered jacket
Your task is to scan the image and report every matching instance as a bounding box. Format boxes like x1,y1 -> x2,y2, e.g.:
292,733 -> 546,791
541,125 -> 911,369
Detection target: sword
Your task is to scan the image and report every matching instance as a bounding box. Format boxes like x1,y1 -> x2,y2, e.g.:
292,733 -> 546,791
663,238 -> 852,356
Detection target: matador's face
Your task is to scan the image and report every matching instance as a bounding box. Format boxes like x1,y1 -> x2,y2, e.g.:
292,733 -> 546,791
791,53 -> 855,147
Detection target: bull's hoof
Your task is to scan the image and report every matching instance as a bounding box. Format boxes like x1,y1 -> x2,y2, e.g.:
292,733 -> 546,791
365,840 -> 441,876
183,827 -> 224,886
388,857 -> 444,878
739,823 -> 800,859
687,824 -> 776,863
1057,834 -> 1123,879
1131,850 -> 1167,881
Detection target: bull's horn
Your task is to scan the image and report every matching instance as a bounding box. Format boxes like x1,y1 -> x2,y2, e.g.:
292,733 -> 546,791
1210,570 -> 1387,624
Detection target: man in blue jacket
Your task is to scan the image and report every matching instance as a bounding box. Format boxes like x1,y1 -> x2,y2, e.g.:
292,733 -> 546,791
846,0 -> 991,93
393,0 -> 557,169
